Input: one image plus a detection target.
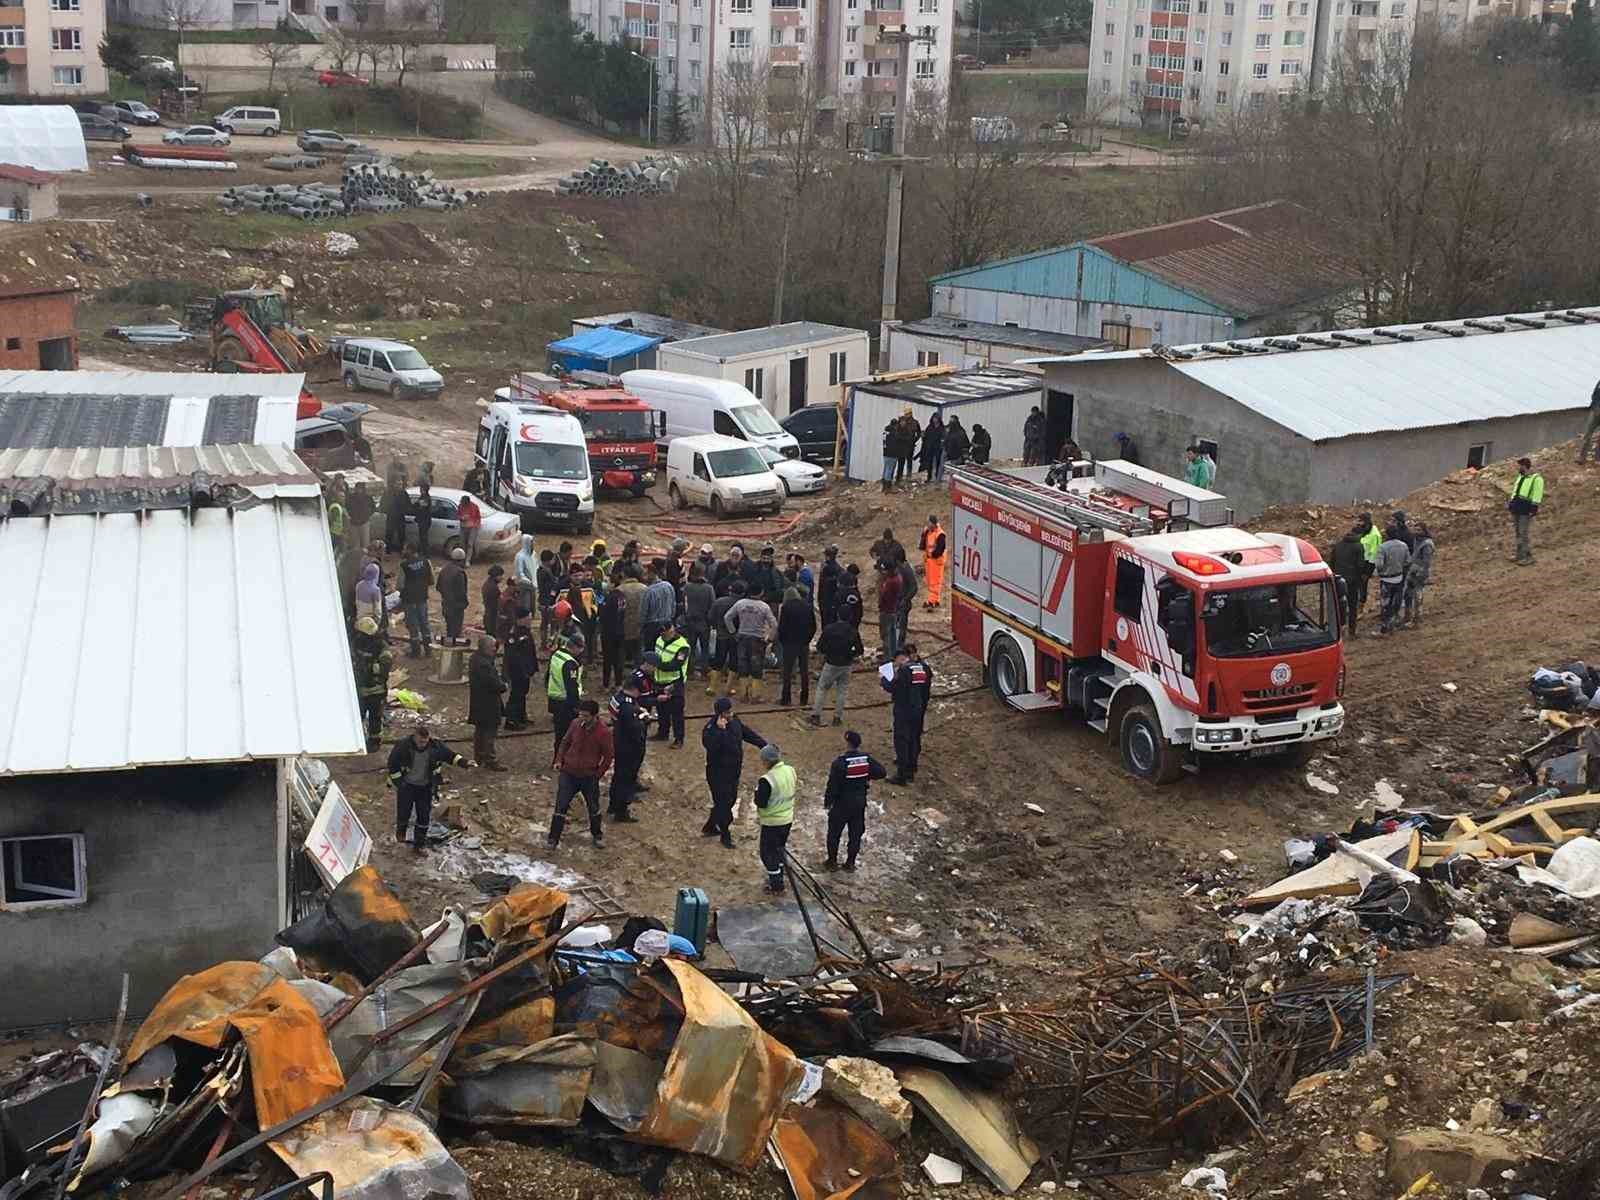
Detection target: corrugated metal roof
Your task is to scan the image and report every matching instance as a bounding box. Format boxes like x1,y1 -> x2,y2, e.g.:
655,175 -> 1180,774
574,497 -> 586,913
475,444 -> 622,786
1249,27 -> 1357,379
856,366 -> 1042,405
930,202 -> 1354,319
574,311 -> 728,341
0,371 -> 300,448
668,322 -> 866,361
897,316 -> 1109,355
0,448 -> 363,774
0,444 -> 319,514
1034,309 -> 1600,441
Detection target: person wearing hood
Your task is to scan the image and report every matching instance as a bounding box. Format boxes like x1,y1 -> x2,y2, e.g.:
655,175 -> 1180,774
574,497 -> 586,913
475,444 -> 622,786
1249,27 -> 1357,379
398,541 -> 433,658
437,547 -> 469,645
354,561 -> 385,632
413,483 -> 434,556
752,743 -> 798,894
701,696 -> 767,848
944,416 -> 971,465
1404,524 -> 1435,627
919,412 -> 946,483
1373,525 -> 1411,636
1023,406 -> 1045,465
468,635 -> 509,771
383,468 -> 408,553
351,615 -> 392,749
777,585 -> 817,707
818,545 -> 844,627
513,534 -> 537,616
1113,431 -> 1140,465
502,613 -> 539,729
970,423 -> 992,464
1329,527 -> 1366,639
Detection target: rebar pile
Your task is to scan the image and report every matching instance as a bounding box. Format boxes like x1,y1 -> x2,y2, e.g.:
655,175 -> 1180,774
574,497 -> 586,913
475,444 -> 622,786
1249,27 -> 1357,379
556,155 -> 683,198
217,161 -> 482,221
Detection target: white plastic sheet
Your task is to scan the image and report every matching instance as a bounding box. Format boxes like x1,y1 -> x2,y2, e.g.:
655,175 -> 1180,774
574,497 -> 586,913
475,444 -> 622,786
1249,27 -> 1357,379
0,105 -> 89,173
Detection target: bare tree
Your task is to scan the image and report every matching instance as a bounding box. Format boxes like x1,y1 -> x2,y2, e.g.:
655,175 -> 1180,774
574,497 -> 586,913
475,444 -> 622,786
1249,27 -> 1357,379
705,55 -> 770,225
250,30 -> 300,94
379,0 -> 433,88
766,61 -> 833,323
159,0 -> 208,85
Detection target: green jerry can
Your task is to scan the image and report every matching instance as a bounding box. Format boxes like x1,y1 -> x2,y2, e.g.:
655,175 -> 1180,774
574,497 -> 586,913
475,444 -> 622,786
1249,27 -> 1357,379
673,887 -> 710,956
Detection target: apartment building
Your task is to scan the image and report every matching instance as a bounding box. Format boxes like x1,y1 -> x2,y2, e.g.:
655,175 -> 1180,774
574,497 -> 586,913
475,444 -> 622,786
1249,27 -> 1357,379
0,0 -> 107,96
571,0 -> 952,138
1087,0 -> 1427,126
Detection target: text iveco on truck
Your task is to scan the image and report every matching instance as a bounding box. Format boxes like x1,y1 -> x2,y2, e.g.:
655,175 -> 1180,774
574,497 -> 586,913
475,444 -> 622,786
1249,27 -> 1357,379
949,460 -> 1346,782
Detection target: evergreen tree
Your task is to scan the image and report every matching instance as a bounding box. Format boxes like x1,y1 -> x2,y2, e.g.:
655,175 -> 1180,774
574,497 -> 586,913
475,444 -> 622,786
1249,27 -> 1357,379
1564,0 -> 1600,91
99,30 -> 143,78
661,84 -> 692,143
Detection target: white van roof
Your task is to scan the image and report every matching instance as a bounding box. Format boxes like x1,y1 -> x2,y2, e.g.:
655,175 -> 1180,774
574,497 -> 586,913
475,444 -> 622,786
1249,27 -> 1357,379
620,369 -> 763,408
485,401 -> 585,441
344,338 -> 416,352
672,433 -> 756,454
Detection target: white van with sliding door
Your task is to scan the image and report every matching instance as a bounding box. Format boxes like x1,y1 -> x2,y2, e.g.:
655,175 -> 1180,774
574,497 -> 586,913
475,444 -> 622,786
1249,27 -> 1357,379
620,369 -> 800,459
666,434 -> 785,518
477,399 -> 595,532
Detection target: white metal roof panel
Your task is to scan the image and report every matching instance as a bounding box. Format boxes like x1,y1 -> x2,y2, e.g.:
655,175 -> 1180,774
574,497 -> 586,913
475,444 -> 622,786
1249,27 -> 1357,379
667,322 -> 866,361
0,495 -> 363,775
0,105 -> 89,173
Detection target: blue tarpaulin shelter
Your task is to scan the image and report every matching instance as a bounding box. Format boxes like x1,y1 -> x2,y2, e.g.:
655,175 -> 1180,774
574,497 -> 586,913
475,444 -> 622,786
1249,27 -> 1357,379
546,327 -> 665,373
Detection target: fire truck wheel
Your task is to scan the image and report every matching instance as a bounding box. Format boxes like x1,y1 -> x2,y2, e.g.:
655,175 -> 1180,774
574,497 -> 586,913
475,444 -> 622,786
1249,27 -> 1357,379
987,637 -> 1027,703
1120,703 -> 1183,784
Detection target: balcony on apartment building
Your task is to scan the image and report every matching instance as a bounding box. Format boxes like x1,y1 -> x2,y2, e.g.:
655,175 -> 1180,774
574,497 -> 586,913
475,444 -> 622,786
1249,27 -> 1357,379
771,6 -> 805,25
865,0 -> 907,24
865,75 -> 898,90
770,44 -> 802,60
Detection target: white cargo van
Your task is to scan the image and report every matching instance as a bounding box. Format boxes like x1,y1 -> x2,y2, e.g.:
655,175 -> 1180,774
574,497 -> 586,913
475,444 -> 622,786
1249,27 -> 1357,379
665,434 -> 785,518
620,369 -> 800,458
477,399 -> 596,532
339,338 -> 444,400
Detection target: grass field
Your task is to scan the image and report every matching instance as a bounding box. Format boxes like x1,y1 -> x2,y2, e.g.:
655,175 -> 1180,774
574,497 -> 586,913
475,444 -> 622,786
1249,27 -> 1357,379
961,69 -> 1088,114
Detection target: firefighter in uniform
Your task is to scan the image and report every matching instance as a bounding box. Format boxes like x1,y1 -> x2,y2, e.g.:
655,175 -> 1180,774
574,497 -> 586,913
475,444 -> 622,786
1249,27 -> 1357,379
883,645 -> 932,784
823,729 -> 887,872
546,634 -> 585,750
607,673 -> 648,823
651,619 -> 691,748
752,743 -> 798,894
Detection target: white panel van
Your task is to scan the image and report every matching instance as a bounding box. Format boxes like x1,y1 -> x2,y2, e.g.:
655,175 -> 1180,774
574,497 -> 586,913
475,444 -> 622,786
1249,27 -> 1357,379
620,369 -> 800,458
666,434 -> 785,518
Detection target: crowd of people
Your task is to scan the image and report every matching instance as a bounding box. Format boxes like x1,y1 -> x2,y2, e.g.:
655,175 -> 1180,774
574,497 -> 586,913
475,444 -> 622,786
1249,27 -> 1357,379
879,410 -> 991,492
338,458 -> 944,894
1329,510 -> 1437,638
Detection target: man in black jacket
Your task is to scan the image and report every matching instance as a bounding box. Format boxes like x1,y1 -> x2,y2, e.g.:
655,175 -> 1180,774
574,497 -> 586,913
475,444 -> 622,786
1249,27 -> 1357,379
437,547 -> 469,644
777,586 -> 817,707
607,674 -> 649,823
824,730 -> 887,871
700,696 -> 767,848
383,471 -> 408,553
502,616 -> 538,729
600,569 -> 629,689
386,722 -> 471,850
1329,528 -> 1366,639
839,565 -> 864,632
398,543 -> 433,658
482,565 -> 504,642
817,545 -> 843,627
882,646 -> 931,785
413,483 -> 434,556
467,636 -> 508,770
810,616 -> 862,727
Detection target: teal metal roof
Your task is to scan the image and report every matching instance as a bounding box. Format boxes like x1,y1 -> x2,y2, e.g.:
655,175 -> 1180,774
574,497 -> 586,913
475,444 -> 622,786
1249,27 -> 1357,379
930,244 -> 1230,317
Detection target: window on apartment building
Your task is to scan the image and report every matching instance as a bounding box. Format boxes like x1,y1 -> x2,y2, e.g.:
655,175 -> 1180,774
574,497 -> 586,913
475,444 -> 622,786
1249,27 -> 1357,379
796,25 -> 807,39
920,0 -> 939,10
1,834 -> 87,910
1221,29 -> 1231,42
51,0 -> 81,9
643,19 -> 659,36
845,58 -> 857,73
1198,0 -> 1208,9
690,59 -> 702,76
1100,76 -> 1111,90
1279,58 -> 1300,71
744,368 -> 765,396
1193,27 -> 1204,42
1106,19 -> 1116,32
730,27 -> 752,46
1133,20 -> 1144,34
1331,29 -> 1343,45
576,12 -> 592,29
1286,28 -> 1306,42
0,28 -> 23,47
915,56 -> 933,75
1103,48 -> 1113,62
1390,1 -> 1405,12
1170,0 -> 1189,10
1192,55 -> 1203,68
50,27 -> 82,50
1135,0 -> 1145,12
1298,1 -> 1310,12
1258,2 -> 1274,13
666,20 -> 678,36
665,54 -> 676,72
1132,51 -> 1142,63
771,25 -> 784,43
627,17 -> 643,35
1130,79 -> 1141,93
1217,86 -> 1230,100
609,15 -> 621,34
847,24 -> 858,39
1151,23 -> 1168,36
916,350 -> 940,367
1218,57 -> 1229,72
731,0 -> 752,10
52,66 -> 83,85
1249,89 -> 1265,105
691,23 -> 702,40
918,23 -> 935,39
1169,25 -> 1184,39
1252,60 -> 1267,74
1255,30 -> 1270,44
689,94 -> 702,111
1188,83 -> 1200,97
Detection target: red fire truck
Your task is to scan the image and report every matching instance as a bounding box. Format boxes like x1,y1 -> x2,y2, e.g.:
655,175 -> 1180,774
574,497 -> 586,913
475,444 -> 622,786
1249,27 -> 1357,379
508,372 -> 665,496
949,460 -> 1347,783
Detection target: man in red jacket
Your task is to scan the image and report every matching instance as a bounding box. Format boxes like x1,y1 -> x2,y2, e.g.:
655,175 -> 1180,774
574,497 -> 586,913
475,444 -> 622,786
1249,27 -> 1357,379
548,699 -> 613,850
876,561 -> 903,661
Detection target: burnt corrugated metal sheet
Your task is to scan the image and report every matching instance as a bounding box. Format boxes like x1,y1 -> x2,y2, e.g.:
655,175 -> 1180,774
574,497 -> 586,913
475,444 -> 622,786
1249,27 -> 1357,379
0,444 -> 319,513
0,393 -> 172,449
1087,202 -> 1356,319
0,371 -> 301,448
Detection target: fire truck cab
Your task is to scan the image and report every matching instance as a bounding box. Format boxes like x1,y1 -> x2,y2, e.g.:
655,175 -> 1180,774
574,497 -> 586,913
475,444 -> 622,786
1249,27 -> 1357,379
506,371 -> 666,496
950,460 -> 1347,783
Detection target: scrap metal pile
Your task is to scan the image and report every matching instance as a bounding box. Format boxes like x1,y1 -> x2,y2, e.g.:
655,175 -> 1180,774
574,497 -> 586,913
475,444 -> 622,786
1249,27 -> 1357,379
0,850 -> 1407,1200
555,156 -> 683,199
217,162 -> 480,221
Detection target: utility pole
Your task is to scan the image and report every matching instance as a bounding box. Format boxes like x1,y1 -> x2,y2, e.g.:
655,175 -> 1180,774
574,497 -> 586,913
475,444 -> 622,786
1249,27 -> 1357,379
876,27 -> 932,370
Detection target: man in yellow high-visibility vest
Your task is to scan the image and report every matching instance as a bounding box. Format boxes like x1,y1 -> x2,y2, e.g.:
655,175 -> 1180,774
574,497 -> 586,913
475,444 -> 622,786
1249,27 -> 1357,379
1509,457 -> 1545,566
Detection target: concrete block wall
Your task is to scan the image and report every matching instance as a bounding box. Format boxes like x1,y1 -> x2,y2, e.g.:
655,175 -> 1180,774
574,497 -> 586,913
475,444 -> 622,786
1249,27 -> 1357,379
0,761 -> 282,1029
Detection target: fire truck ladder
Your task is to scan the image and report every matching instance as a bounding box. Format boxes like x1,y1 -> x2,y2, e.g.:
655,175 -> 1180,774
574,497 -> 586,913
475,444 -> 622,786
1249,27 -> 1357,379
952,464 -> 1168,537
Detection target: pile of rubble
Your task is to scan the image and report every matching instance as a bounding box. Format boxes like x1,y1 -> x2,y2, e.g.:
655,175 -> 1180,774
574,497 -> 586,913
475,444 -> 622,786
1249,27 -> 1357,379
217,163 -> 481,222
555,156 -> 683,199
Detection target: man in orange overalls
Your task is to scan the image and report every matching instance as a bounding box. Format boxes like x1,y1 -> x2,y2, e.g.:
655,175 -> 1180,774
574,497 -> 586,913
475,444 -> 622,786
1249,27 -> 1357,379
919,514 -> 947,609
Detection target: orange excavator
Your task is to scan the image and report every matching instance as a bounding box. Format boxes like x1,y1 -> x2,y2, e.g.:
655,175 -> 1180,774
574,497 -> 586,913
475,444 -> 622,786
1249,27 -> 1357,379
209,288 -> 337,418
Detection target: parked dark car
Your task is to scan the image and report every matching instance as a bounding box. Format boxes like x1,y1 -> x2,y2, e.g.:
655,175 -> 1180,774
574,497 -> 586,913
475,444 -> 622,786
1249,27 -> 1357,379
78,113 -> 131,142
781,404 -> 839,467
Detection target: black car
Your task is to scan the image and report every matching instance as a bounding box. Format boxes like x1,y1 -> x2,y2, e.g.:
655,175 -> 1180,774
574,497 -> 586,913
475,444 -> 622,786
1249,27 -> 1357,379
79,113 -> 131,142
781,405 -> 839,467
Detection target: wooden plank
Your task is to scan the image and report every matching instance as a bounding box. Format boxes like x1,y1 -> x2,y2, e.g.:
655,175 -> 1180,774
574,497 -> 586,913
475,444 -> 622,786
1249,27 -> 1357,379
1243,829 -> 1417,909
1509,912 -> 1584,948
1532,809 -> 1568,843
1471,794 -> 1600,838
1423,839 -> 1488,858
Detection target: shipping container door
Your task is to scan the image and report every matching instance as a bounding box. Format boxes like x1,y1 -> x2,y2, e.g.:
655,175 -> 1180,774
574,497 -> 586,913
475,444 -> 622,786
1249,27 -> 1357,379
952,502 -> 991,605
990,523 -> 1041,627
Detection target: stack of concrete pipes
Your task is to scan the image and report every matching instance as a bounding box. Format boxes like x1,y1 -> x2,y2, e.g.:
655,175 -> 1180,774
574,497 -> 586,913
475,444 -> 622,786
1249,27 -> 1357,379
556,156 -> 682,199
215,161 -> 480,221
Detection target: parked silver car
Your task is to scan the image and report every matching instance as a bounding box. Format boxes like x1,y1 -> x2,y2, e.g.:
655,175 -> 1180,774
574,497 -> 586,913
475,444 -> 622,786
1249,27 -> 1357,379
103,100 -> 162,126
400,486 -> 521,558
297,129 -> 363,153
164,124 -> 231,147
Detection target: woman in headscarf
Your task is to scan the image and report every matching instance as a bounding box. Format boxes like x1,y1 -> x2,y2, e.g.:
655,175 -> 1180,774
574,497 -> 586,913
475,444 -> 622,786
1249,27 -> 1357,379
919,412 -> 945,483
944,415 -> 970,465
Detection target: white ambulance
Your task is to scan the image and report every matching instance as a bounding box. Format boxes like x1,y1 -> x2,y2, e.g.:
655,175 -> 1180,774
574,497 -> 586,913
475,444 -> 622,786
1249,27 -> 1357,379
476,399 -> 595,532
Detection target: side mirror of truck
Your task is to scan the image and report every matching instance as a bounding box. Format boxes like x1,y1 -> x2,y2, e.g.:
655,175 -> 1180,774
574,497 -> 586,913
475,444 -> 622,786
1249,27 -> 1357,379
1334,576 -> 1349,633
